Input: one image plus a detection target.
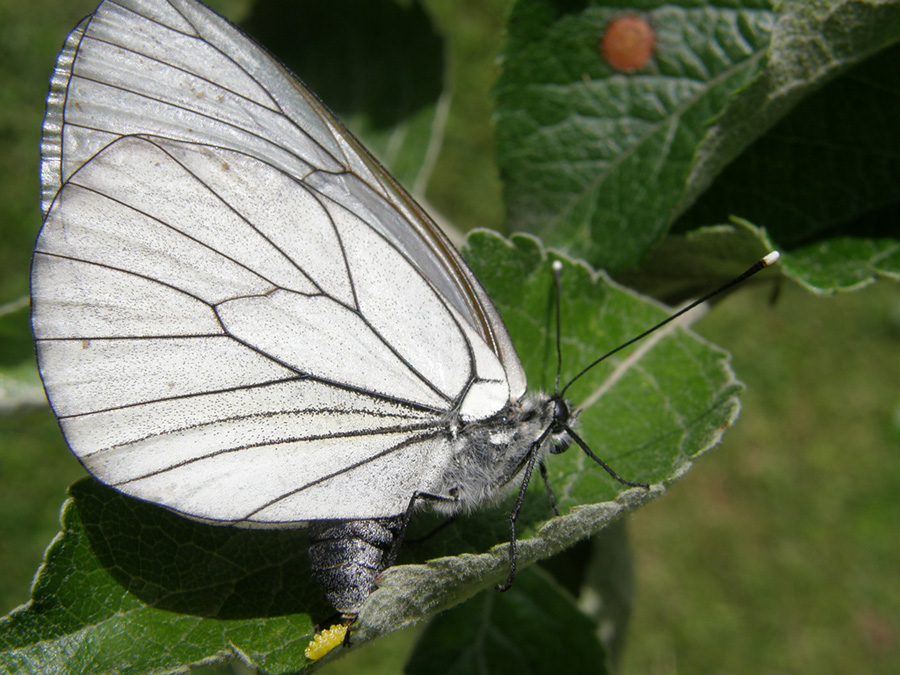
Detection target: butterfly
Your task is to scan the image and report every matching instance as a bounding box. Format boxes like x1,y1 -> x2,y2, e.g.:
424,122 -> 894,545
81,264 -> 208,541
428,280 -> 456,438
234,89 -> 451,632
32,0 -> 778,631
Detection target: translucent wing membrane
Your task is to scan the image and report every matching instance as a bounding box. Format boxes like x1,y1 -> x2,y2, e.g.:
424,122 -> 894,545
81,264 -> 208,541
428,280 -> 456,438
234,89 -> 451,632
32,0 -> 526,524
39,0 -> 525,396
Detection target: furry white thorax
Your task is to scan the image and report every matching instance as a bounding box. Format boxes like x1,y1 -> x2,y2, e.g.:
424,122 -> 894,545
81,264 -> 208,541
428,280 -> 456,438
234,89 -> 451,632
429,393 -> 573,515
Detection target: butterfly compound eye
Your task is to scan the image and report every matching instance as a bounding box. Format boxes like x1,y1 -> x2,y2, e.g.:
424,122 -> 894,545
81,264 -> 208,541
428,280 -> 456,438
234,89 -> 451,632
554,396 -> 569,424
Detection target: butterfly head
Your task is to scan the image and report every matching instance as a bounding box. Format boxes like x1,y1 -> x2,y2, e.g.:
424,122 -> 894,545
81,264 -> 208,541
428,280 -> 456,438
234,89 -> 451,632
546,394 -> 574,455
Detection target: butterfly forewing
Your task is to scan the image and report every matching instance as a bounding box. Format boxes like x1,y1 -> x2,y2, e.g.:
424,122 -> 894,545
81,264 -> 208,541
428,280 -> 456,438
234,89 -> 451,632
32,0 -> 525,524
38,0 -> 525,394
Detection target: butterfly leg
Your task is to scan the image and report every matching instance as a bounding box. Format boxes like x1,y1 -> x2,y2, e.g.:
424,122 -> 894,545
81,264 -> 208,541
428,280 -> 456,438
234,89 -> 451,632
403,515 -> 459,544
566,427 -> 649,489
496,446 -> 539,592
538,459 -> 560,516
385,490 -> 459,568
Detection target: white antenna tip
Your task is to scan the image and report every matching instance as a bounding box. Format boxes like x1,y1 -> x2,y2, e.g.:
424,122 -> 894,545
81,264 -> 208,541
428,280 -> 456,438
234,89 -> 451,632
762,251 -> 781,266
552,260 -> 563,273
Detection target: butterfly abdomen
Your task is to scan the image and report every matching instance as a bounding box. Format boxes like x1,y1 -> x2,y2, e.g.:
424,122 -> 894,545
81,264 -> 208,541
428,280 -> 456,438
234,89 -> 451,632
307,517 -> 403,620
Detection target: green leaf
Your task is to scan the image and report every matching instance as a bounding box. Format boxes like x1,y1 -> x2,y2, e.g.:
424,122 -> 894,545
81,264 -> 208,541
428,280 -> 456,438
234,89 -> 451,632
0,297 -> 46,416
495,0 -> 775,271
780,236 -> 900,292
495,0 -> 900,281
404,566 -> 609,675
675,39 -> 900,293
0,479 -> 320,674
686,0 -> 900,206
0,360 -> 44,417
633,219 -> 900,296
615,220 -> 777,302
568,521 -> 636,668
0,232 -> 744,672
535,522 -> 636,667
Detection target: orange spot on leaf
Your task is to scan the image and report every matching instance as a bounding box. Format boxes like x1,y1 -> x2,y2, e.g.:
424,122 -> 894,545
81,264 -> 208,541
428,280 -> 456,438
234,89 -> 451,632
600,15 -> 655,73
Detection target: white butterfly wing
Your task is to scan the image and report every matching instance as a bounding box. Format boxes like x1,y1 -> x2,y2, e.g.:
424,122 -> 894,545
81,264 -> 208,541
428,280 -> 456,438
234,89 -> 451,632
40,0 -> 525,396
32,0 -> 525,524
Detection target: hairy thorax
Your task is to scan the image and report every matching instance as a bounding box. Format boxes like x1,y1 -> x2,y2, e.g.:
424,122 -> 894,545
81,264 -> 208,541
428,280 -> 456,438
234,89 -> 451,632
430,393 -> 572,515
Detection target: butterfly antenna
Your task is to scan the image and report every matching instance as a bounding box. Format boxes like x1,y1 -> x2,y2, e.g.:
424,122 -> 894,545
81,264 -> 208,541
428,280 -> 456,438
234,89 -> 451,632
552,260 -> 564,394
560,251 -> 780,397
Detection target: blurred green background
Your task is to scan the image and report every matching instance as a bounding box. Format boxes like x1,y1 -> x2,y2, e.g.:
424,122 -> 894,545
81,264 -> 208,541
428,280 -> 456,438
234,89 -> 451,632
1,1 -> 898,673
